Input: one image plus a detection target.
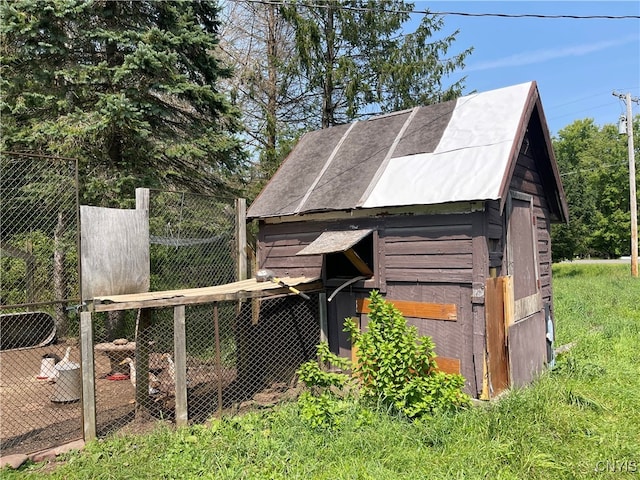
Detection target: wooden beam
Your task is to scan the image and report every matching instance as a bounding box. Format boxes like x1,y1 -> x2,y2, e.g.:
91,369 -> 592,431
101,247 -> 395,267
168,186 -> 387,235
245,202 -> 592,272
80,312 -> 96,441
343,248 -> 374,277
135,309 -> 151,418
236,198 -> 247,281
90,278 -> 323,312
356,298 -> 457,321
135,188 -> 149,211
173,306 -> 187,426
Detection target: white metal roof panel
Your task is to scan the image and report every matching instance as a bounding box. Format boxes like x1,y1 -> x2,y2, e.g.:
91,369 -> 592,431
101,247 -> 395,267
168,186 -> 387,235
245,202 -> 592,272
361,82 -> 531,208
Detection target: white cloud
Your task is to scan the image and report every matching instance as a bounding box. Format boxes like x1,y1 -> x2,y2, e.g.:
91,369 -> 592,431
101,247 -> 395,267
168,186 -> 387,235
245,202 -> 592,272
466,34 -> 638,72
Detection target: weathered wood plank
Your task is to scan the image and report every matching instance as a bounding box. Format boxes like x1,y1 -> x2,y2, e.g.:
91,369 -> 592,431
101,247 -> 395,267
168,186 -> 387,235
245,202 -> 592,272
236,198 -> 247,281
263,244 -> 320,258
80,312 -> 96,441
91,278 -> 323,312
384,226 -> 472,243
508,311 -> 546,387
344,248 -> 374,276
485,277 -> 509,398
261,255 -> 323,268
174,306 -> 187,426
385,239 -> 473,256
80,205 -> 150,300
514,291 -> 542,321
503,275 -> 515,333
262,231 -> 319,247
435,356 -> 461,375
135,309 -> 151,418
385,269 -> 473,284
386,254 -> 473,270
356,297 -> 457,321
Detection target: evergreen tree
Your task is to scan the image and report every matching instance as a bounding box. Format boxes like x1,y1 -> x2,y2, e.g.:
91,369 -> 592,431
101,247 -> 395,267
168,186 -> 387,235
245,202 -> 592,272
281,0 -> 472,128
1,0 -> 247,205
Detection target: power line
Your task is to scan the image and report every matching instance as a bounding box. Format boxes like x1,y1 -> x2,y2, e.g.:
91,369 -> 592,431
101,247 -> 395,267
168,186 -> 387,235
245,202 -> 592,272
236,0 -> 640,20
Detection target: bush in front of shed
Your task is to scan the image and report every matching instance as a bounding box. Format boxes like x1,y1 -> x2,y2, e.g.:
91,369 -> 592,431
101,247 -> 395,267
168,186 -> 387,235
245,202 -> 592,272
297,291 -> 470,428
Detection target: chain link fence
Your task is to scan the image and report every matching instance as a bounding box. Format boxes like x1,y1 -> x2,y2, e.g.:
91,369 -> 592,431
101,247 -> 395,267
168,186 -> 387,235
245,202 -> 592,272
91,189 -> 321,434
91,293 -> 321,437
0,152 -> 81,456
1,164 -> 324,454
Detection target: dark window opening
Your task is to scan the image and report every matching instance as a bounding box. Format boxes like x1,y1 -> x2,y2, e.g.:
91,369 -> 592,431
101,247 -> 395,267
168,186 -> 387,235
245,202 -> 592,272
325,233 -> 374,279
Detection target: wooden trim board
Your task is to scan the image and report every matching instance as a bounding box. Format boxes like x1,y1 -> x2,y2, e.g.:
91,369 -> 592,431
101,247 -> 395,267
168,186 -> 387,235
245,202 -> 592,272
514,291 -> 542,321
435,356 -> 461,375
356,298 -> 457,321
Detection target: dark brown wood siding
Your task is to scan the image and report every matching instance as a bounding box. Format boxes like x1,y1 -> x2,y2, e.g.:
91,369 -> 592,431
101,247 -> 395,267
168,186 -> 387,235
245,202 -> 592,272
382,283 -> 475,394
258,224 -> 324,278
509,137 -> 554,309
382,215 -> 474,284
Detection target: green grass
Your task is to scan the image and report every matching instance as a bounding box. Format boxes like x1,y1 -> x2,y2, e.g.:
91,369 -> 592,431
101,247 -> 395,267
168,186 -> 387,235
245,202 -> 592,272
6,264 -> 640,479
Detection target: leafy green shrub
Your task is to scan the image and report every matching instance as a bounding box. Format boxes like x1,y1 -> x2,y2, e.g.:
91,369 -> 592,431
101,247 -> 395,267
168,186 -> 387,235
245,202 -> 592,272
296,342 -> 354,428
297,292 -> 470,427
345,291 -> 471,418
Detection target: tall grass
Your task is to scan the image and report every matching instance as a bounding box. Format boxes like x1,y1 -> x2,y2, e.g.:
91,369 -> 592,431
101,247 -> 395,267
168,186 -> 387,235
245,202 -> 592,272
6,264 -> 640,479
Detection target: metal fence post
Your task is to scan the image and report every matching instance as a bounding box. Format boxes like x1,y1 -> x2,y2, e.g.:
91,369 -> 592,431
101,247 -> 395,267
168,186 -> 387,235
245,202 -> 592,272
319,292 -> 328,343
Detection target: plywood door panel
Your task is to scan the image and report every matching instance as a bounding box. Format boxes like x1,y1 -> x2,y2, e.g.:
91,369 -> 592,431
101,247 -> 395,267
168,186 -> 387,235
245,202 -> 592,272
485,277 -> 509,397
508,311 -> 546,387
506,194 -> 540,315
80,205 -> 149,300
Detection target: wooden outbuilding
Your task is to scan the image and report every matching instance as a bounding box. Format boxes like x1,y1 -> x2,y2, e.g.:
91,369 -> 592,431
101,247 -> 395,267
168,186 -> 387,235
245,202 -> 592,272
247,82 -> 568,399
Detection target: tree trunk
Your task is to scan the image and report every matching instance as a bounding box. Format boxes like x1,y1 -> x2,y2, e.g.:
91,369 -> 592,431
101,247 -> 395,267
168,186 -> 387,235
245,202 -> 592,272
264,1 -> 278,173
322,6 -> 335,129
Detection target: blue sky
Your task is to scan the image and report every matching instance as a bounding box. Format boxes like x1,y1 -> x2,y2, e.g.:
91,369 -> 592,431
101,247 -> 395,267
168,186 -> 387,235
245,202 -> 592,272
410,1 -> 640,136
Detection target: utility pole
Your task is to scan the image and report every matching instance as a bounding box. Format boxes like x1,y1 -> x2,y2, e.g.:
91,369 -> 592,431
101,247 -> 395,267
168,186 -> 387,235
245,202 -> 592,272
613,91 -> 638,277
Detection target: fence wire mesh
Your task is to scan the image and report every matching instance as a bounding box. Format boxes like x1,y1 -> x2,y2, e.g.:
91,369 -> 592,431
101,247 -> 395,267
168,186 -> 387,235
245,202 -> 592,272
92,293 -> 321,436
1,171 -> 324,452
0,152 -> 81,456
93,191 -> 271,436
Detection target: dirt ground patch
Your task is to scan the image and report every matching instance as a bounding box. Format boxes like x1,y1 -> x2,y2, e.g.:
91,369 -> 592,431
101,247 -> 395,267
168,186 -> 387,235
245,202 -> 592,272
2,337 -> 302,458
0,341 -> 158,456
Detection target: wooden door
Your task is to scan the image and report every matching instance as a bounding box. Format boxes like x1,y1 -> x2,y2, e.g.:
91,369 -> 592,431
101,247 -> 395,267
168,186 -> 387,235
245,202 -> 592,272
327,290 -> 357,358
505,191 -> 546,387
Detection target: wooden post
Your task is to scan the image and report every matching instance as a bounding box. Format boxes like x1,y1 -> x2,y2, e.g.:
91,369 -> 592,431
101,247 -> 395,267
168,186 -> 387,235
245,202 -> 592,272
236,198 -> 247,281
174,305 -> 188,426
135,188 -> 150,212
80,311 -> 96,441
318,292 -> 328,343
213,303 -> 223,417
135,309 -> 151,418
